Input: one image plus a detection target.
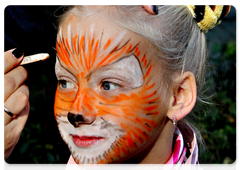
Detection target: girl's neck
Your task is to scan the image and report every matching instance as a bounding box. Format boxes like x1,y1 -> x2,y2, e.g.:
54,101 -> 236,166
140,120 -> 175,164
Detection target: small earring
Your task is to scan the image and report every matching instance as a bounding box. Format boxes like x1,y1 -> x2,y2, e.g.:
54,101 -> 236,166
172,115 -> 177,126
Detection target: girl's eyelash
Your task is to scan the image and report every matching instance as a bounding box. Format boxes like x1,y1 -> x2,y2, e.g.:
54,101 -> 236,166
58,79 -> 76,89
101,81 -> 122,91
58,79 -> 66,84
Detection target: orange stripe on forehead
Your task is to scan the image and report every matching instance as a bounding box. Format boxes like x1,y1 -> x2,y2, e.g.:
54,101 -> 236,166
97,45 -> 128,67
66,38 -> 80,69
73,35 -> 78,54
79,36 -> 85,68
104,39 -> 111,50
56,40 -> 75,69
127,44 -> 132,52
90,39 -> 99,68
56,27 -> 157,89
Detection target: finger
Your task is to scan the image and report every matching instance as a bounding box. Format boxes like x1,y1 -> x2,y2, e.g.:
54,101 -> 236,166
4,49 -> 24,74
0,102 -> 30,164
4,84 -> 29,125
12,101 -> 30,133
4,66 -> 28,101
141,0 -> 157,14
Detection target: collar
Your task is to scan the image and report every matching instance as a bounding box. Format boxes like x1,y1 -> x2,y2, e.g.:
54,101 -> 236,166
162,124 -> 199,170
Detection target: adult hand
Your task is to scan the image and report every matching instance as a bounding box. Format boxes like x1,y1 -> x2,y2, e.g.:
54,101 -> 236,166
4,49 -> 30,159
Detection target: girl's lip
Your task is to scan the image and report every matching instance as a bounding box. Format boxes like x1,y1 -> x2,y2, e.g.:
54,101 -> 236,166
71,135 -> 105,147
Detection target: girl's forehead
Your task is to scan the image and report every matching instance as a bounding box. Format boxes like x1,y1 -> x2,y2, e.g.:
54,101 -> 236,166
58,13 -> 148,53
56,13 -> 162,75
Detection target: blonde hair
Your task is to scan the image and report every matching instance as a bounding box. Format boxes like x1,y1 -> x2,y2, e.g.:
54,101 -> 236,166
60,5 -> 206,92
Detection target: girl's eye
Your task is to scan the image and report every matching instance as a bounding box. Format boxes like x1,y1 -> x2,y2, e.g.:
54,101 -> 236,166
58,80 -> 75,89
102,81 -> 120,90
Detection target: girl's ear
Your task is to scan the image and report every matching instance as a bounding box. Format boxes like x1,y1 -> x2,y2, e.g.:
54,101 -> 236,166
166,71 -> 197,122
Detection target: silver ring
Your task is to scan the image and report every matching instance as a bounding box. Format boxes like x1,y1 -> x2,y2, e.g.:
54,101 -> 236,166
4,106 -> 16,119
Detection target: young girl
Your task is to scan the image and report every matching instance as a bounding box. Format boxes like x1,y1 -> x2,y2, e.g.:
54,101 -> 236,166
53,5 -> 230,165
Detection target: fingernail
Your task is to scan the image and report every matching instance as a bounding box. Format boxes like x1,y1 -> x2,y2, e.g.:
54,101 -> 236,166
152,5 -> 158,15
12,48 -> 24,59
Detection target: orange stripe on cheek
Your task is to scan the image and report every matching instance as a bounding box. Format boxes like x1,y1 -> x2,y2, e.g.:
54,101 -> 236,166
136,51 -> 140,57
144,60 -> 147,67
141,90 -> 157,100
55,93 -> 74,106
121,147 -> 128,154
146,97 -> 159,104
127,133 -> 135,148
141,54 -> 146,62
121,123 -> 146,142
135,47 -> 139,53
112,147 -> 121,157
130,129 -> 144,144
135,127 -> 149,139
144,65 -> 152,79
145,105 -> 157,111
141,118 -> 158,128
135,118 -> 151,132
145,83 -> 155,91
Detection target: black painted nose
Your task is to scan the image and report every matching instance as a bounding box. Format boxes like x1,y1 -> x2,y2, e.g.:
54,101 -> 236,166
67,112 -> 92,127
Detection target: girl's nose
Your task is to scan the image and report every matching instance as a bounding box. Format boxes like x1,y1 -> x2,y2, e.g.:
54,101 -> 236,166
67,112 -> 95,127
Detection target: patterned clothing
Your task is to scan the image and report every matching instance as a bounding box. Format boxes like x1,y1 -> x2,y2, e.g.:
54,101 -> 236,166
162,124 -> 200,170
67,123 -> 199,169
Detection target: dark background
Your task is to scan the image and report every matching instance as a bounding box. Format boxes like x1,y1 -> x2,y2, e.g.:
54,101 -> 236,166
4,6 -> 236,164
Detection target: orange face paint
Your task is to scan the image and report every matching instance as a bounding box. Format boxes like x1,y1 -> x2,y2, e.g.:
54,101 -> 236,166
54,19 -> 165,164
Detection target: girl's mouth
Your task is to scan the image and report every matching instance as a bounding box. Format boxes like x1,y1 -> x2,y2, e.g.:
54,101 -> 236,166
71,135 -> 104,147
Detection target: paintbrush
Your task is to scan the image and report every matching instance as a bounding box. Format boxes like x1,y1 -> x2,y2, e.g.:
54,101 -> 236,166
20,53 -> 50,65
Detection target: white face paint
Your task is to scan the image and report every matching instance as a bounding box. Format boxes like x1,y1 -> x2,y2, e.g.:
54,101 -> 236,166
87,54 -> 144,90
56,54 -> 144,164
55,11 -> 167,164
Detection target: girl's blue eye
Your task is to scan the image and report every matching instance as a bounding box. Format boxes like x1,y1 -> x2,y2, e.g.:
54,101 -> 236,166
102,81 -> 120,90
58,80 -> 75,89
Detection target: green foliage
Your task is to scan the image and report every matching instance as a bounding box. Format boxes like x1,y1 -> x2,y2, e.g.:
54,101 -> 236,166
197,41 -> 236,164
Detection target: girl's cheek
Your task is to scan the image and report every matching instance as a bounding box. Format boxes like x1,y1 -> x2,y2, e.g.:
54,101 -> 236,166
54,89 -> 76,117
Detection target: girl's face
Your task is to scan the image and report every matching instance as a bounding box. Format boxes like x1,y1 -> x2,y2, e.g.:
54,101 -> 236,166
54,13 -> 169,164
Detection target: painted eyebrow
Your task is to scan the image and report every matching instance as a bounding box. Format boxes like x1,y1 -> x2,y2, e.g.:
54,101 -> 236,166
84,53 -> 143,80
56,55 -> 77,79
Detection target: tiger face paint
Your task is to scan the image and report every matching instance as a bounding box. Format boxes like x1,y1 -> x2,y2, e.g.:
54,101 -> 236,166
54,14 -> 169,164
